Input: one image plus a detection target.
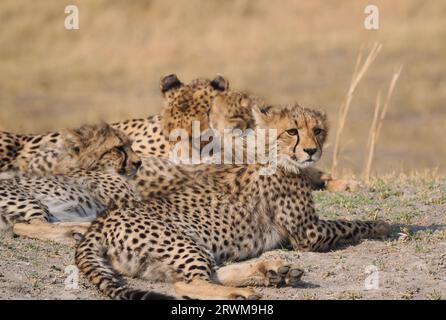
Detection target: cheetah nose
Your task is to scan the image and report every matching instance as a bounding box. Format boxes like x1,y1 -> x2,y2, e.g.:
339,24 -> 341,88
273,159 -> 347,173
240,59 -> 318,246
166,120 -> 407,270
303,148 -> 317,156
133,160 -> 142,169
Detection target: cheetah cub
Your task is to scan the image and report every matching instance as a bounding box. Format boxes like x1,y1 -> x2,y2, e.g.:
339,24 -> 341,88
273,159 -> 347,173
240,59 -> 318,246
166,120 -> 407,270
0,123 -> 141,243
0,122 -> 141,177
76,102 -> 390,300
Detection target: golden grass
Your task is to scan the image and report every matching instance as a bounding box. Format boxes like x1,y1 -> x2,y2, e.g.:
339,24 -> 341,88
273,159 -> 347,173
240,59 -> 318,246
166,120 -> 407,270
375,66 -> 403,142
331,42 -> 382,176
364,66 -> 403,182
364,91 -> 382,183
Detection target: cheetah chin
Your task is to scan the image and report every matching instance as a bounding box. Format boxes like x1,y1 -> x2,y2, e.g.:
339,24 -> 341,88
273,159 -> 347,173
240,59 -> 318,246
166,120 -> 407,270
277,155 -> 315,173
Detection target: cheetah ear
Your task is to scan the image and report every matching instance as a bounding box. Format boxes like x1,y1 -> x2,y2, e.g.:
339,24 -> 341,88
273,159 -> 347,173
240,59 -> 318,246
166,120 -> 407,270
251,104 -> 276,128
316,109 -> 328,132
211,95 -> 226,112
160,74 -> 183,94
63,123 -> 102,156
63,129 -> 85,156
319,110 -> 327,121
209,95 -> 227,131
210,75 -> 229,91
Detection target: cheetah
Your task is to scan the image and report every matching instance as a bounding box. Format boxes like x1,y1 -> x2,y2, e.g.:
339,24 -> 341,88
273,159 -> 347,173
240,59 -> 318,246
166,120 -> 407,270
0,75 -> 228,242
0,74 -> 227,175
0,123 -> 141,177
109,74 -> 230,158
160,75 -> 355,192
0,123 -> 141,243
75,103 -> 390,300
207,90 -> 357,191
1,74 -> 350,192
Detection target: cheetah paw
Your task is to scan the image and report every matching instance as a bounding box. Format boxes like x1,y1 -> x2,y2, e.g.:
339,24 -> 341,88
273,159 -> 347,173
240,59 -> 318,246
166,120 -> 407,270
326,179 -> 359,192
261,260 -> 304,287
230,288 -> 262,300
175,281 -> 261,300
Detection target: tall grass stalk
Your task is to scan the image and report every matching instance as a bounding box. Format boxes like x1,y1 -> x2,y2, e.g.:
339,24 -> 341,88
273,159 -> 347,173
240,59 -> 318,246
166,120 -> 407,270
331,42 -> 382,176
364,66 -> 403,182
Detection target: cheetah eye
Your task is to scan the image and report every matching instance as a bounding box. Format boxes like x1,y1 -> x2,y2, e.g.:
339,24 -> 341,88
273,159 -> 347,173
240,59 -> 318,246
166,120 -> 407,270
313,128 -> 323,136
286,129 -> 298,136
73,147 -> 80,154
115,146 -> 126,153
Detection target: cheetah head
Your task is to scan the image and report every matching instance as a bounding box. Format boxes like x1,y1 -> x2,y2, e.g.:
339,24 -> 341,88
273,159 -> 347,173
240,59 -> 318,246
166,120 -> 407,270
160,74 -> 229,142
62,123 -> 142,177
252,103 -> 328,172
209,91 -> 259,136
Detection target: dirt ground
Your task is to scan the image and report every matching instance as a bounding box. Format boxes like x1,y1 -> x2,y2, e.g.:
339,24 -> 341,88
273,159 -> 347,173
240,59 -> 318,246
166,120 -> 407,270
0,174 -> 444,300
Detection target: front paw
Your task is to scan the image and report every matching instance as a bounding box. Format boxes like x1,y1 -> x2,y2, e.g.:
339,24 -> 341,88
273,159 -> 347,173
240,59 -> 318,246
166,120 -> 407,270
325,179 -> 359,192
261,260 -> 304,287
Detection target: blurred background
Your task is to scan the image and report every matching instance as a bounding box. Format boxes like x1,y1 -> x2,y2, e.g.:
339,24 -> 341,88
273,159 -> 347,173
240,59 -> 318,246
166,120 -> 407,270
0,0 -> 445,175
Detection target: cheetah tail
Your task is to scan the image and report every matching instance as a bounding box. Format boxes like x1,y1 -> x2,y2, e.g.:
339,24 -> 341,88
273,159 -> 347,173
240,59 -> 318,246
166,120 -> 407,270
75,228 -> 175,300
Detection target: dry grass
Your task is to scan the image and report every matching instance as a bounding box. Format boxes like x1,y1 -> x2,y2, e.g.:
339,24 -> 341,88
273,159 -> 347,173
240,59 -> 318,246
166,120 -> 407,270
331,42 -> 382,177
0,0 -> 445,174
364,91 -> 382,183
364,66 -> 403,182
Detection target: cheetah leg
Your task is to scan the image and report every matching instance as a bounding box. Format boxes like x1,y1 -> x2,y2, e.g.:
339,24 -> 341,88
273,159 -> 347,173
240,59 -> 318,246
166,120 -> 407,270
174,279 -> 260,300
76,215 -> 259,300
214,259 -> 304,287
304,167 -> 359,192
293,219 -> 390,252
170,247 -> 261,299
13,221 -> 90,244
137,226 -> 261,300
303,167 -> 329,191
0,196 -> 49,230
325,179 -> 359,192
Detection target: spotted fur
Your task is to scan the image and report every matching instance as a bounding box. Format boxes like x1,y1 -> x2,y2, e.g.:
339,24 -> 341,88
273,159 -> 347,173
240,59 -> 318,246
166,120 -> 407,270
75,103 -> 390,300
0,74 -> 345,191
0,123 -> 141,242
0,123 -> 140,177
